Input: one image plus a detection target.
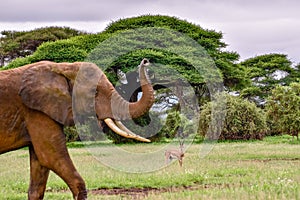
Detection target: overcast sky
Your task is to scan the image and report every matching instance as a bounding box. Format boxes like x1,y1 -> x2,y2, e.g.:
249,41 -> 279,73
1,0 -> 299,63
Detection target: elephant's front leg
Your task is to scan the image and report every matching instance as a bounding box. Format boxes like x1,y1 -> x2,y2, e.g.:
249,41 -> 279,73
25,111 -> 87,200
28,146 -> 50,200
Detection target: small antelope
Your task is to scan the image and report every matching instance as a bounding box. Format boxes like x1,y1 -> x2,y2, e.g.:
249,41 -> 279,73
165,141 -> 185,167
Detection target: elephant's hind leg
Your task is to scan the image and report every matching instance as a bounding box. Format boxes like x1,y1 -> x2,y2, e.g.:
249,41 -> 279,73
28,146 -> 50,200
25,111 -> 87,200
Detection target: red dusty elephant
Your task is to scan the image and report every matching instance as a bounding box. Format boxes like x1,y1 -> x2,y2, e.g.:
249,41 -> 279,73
0,59 -> 154,199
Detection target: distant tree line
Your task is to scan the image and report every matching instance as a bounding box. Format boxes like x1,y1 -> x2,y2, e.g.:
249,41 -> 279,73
0,26 -> 86,67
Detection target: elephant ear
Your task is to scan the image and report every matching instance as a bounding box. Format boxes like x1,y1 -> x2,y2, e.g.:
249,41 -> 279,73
19,64 -> 73,125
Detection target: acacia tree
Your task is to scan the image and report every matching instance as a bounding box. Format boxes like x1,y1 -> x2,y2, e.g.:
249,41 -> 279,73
104,15 -> 247,91
266,82 -> 300,139
240,54 -> 296,106
100,15 -> 249,122
0,27 -> 86,67
289,63 -> 300,82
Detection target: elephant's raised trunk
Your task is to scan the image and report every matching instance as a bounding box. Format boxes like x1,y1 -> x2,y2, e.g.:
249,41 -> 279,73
129,59 -> 155,118
103,59 -> 154,142
108,59 -> 154,120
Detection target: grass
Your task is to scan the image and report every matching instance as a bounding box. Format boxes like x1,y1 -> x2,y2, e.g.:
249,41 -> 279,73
0,135 -> 300,199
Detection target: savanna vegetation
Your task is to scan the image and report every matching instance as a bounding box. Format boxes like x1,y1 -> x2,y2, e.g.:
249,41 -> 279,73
1,15 -> 300,198
1,15 -> 299,142
0,26 -> 86,67
199,93 -> 268,140
0,137 -> 299,199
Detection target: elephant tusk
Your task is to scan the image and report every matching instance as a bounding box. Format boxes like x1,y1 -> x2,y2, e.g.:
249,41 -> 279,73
103,118 -> 151,143
103,118 -> 130,138
114,120 -> 151,143
115,120 -> 139,137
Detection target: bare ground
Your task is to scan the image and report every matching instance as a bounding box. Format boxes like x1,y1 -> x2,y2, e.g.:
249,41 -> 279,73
87,183 -> 232,199
89,185 -> 201,198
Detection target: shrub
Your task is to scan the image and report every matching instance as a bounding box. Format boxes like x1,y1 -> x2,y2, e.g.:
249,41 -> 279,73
33,41 -> 88,62
64,126 -> 80,142
64,119 -> 107,143
159,110 -> 197,140
199,93 -> 268,140
3,57 -> 34,69
266,82 -> 300,138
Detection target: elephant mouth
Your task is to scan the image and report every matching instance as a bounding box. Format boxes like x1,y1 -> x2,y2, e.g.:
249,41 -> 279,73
99,118 -> 151,143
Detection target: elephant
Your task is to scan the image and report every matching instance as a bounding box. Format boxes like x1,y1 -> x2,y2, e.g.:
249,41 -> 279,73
0,58 -> 154,199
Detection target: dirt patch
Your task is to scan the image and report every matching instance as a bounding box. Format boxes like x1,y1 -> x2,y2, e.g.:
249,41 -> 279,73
46,184 -> 228,198
45,184 -> 233,199
89,185 -> 199,198
90,187 -> 159,198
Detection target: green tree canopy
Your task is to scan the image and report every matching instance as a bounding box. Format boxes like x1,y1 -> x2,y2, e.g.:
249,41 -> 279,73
0,26 -> 86,67
240,54 -> 295,106
103,15 -> 247,90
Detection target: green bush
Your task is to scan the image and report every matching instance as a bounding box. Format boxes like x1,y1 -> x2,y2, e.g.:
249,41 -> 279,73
64,126 -> 80,142
34,41 -> 88,62
266,82 -> 300,138
161,110 -> 181,139
158,110 -> 196,139
199,93 -> 268,140
64,119 -> 107,143
3,57 -> 34,69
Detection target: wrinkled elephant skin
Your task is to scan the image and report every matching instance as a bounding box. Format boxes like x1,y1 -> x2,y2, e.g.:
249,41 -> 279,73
0,59 -> 154,199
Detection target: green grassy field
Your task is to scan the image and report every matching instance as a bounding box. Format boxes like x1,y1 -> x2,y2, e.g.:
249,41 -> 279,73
0,135 -> 299,199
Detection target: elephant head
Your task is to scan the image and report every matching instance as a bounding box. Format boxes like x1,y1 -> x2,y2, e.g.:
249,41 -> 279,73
19,59 -> 155,142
